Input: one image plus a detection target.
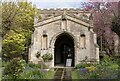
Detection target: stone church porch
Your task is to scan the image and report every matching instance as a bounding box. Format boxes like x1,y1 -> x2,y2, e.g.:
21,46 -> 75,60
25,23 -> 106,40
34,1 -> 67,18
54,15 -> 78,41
29,9 -> 99,68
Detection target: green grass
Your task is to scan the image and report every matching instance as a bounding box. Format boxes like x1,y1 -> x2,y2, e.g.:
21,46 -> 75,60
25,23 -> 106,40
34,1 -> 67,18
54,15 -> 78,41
71,70 -> 80,79
43,69 -> 55,79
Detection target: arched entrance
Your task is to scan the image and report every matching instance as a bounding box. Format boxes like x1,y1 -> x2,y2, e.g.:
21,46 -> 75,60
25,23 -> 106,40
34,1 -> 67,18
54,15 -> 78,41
54,33 -> 74,67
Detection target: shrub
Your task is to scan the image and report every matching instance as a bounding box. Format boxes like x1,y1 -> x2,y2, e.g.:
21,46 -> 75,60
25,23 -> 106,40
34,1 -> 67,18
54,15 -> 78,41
19,68 -> 55,79
42,70 -> 55,79
73,56 -> 119,79
27,62 -> 48,69
85,65 -> 97,72
89,72 -> 99,79
28,62 -> 41,68
2,61 -> 7,67
42,53 -> 53,62
2,32 -> 26,59
100,56 -> 119,67
3,58 -> 26,79
75,63 -> 93,69
19,68 -> 45,79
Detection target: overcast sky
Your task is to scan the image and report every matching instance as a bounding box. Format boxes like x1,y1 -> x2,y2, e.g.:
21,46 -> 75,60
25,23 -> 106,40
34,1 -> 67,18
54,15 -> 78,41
28,0 -> 87,9
4,0 -> 120,9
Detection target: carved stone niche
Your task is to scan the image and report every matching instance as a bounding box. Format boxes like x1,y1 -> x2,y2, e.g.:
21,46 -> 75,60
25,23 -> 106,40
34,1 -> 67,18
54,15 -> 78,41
62,14 -> 66,21
42,30 -> 47,50
80,30 -> 86,49
62,10 -> 67,20
43,30 -> 47,35
80,30 -> 84,35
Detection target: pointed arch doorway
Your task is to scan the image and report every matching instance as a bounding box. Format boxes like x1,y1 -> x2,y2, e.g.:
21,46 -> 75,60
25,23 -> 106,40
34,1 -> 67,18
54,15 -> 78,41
54,33 -> 75,67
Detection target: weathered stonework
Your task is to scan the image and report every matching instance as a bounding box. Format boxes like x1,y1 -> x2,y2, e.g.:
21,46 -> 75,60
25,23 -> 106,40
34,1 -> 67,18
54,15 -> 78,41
29,9 -> 99,67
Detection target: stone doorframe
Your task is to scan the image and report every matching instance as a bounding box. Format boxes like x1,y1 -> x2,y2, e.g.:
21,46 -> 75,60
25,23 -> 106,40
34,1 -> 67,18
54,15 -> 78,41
49,31 -> 78,67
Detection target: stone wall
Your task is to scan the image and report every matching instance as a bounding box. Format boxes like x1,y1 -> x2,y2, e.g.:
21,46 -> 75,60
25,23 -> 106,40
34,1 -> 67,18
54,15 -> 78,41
29,8 -> 99,67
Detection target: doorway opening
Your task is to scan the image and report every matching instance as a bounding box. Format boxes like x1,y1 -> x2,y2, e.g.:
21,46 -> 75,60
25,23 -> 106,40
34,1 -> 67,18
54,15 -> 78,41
54,33 -> 74,67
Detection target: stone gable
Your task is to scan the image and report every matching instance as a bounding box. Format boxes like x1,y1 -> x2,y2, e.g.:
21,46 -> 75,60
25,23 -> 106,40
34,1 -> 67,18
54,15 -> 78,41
29,9 -> 99,67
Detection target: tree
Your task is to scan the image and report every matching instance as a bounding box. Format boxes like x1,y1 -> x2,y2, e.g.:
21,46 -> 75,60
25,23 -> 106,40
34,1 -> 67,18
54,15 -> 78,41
2,2 -> 40,37
81,2 -> 119,56
2,30 -> 26,60
2,1 -> 41,61
3,58 -> 26,79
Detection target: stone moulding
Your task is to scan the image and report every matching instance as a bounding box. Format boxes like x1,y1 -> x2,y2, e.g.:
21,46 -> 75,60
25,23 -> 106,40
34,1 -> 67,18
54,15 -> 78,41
35,15 -> 93,28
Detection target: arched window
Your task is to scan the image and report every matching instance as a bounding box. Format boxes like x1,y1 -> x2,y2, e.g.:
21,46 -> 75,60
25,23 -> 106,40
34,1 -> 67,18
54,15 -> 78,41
42,34 -> 47,50
80,34 -> 86,49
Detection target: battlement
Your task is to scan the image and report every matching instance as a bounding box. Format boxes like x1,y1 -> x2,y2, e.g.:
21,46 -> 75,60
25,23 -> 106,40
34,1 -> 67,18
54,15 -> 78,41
39,8 -> 90,14
37,8 -> 92,23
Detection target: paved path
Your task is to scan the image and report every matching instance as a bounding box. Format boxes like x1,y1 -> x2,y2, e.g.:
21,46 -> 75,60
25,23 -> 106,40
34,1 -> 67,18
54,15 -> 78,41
54,68 -> 73,81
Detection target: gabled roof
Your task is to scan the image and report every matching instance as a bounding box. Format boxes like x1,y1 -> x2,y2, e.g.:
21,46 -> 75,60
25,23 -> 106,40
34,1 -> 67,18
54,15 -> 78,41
34,14 -> 93,28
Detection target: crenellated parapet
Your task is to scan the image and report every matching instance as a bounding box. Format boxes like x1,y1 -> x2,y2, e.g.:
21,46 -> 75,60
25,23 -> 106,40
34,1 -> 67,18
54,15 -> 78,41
38,8 -> 92,23
39,8 -> 90,13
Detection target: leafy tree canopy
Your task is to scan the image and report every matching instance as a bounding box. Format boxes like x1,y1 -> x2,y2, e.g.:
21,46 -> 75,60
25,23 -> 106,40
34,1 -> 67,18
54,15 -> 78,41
3,30 -> 26,59
2,2 -> 40,36
2,1 -> 41,61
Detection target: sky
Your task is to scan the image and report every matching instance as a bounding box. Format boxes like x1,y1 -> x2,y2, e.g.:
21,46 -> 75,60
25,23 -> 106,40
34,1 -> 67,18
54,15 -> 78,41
3,0 -> 120,9
28,0 -> 88,9
27,0 -> 120,9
